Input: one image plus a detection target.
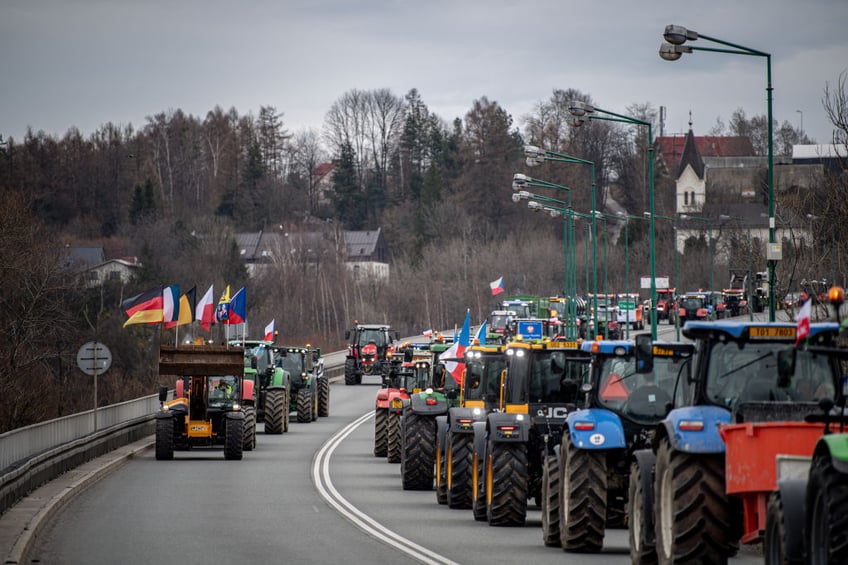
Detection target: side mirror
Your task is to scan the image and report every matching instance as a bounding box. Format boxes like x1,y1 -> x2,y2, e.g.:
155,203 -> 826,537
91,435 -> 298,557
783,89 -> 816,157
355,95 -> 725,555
312,351 -> 320,362
446,389 -> 458,400
635,334 -> 653,373
251,358 -> 257,369
158,386 -> 168,403
344,330 -> 350,340
777,347 -> 797,388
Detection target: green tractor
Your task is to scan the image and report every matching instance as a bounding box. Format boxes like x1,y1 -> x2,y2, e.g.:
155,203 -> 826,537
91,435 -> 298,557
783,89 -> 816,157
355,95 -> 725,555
274,345 -> 329,423
237,340 -> 291,435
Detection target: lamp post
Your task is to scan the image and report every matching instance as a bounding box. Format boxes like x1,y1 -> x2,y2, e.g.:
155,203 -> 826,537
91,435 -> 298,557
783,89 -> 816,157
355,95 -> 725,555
645,211 -> 680,340
568,101 -> 657,339
524,146 -> 599,336
660,25 -> 776,321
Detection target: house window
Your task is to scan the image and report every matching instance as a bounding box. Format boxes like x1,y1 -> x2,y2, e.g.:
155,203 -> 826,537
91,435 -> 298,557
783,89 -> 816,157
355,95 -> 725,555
88,271 -> 99,281
684,192 -> 689,205
353,265 -> 360,281
108,271 -> 121,281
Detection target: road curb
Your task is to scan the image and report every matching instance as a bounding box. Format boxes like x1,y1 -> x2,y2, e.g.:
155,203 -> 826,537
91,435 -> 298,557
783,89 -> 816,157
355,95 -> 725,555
2,438 -> 153,564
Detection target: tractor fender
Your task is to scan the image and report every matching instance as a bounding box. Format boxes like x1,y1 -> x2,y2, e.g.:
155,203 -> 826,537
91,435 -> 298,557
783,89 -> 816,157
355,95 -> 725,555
224,411 -> 245,421
565,408 -> 626,450
447,406 -> 486,434
241,379 -> 255,403
154,411 -> 174,420
375,389 -> 390,409
268,368 -> 290,389
409,393 -> 448,416
486,411 -> 529,443
633,449 -> 657,540
661,405 -> 730,454
773,478 -> 808,562
436,415 -> 448,454
472,421 -> 488,463
814,434 -> 848,473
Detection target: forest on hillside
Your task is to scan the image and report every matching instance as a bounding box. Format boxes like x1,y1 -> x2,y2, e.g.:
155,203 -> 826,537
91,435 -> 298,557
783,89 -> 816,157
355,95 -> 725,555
0,78 -> 845,432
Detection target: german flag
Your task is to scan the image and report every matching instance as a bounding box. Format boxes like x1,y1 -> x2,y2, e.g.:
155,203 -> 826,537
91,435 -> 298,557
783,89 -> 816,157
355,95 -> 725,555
122,286 -> 164,327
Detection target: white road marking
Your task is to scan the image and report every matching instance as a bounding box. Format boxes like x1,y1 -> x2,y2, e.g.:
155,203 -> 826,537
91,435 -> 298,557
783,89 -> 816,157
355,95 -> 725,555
311,411 -> 460,565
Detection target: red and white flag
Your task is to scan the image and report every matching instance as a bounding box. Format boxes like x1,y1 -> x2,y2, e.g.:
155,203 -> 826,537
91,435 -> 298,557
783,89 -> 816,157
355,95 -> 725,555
490,277 -> 505,296
422,329 -> 434,338
196,284 -> 215,331
795,298 -> 811,345
264,319 -> 275,342
442,310 -> 471,385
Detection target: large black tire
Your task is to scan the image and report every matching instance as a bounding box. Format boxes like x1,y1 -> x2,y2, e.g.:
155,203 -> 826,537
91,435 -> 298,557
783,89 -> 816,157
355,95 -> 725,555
344,358 -> 357,385
629,460 -> 657,564
155,417 -> 174,461
297,388 -> 313,423
486,440 -> 528,526
317,378 -> 330,417
541,455 -> 561,547
766,489 -> 803,565
401,411 -> 436,490
311,385 -> 319,422
242,407 -> 256,452
373,408 -> 388,457
264,389 -> 286,434
435,441 -> 447,504
224,417 -> 244,460
807,453 -> 848,564
472,445 -> 488,521
387,411 -> 401,463
447,432 -> 473,509
559,433 -> 607,552
654,437 -> 737,564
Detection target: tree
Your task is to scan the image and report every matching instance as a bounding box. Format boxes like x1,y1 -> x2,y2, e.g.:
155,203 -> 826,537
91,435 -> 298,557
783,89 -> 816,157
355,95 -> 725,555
332,141 -> 366,229
289,128 -> 328,215
256,106 -> 291,179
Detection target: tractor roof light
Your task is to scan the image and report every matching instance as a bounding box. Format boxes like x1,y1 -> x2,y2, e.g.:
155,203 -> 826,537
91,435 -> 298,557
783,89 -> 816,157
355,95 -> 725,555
828,286 -> 845,307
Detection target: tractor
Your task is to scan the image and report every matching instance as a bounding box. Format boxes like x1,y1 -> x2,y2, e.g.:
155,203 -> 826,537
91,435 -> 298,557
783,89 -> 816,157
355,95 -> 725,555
434,344 -> 506,510
674,291 -> 711,323
237,339 -> 291,435
155,345 -> 253,461
274,345 -> 328,423
554,339 -> 692,552
374,345 -> 421,462
630,320 -> 841,564
469,338 -> 589,527
344,322 -> 398,385
655,288 -> 676,322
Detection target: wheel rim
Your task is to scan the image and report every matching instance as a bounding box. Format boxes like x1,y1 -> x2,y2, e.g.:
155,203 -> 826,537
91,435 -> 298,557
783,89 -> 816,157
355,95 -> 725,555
660,465 -> 674,558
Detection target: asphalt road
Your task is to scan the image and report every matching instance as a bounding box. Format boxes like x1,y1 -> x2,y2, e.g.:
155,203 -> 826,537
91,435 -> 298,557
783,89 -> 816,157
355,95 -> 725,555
29,359 -> 766,564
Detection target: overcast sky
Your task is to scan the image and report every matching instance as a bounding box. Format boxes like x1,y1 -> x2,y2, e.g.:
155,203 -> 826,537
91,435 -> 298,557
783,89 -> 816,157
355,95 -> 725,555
2,0 -> 847,146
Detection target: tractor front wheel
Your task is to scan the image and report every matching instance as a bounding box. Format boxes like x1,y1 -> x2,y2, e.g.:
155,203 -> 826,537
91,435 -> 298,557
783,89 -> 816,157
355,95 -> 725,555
807,453 -> 848,564
317,378 -> 330,417
344,358 -> 357,385
373,408 -> 388,457
264,389 -> 286,434
242,406 -> 256,451
447,432 -> 473,509
559,432 -> 606,552
486,440 -> 527,526
386,411 -> 401,463
541,454 -> 561,547
472,444 -> 488,521
224,417 -> 244,460
401,411 -> 435,490
297,388 -> 313,423
155,417 -> 174,461
628,459 -> 657,564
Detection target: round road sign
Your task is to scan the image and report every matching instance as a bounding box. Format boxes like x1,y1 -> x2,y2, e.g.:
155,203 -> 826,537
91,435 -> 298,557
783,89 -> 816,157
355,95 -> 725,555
77,341 -> 112,376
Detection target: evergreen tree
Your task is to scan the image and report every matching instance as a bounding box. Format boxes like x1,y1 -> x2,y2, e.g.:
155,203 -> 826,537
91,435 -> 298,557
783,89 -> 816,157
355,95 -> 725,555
332,142 -> 365,229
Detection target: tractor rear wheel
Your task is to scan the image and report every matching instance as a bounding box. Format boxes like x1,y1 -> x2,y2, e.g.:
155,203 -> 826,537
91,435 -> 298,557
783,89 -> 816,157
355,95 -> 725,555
317,378 -> 330,417
297,388 -> 313,423
654,437 -> 737,564
373,408 -> 388,457
242,407 -> 256,451
447,432 -> 473,509
629,460 -> 657,564
807,453 -> 848,564
155,417 -> 174,461
344,358 -> 357,385
311,386 -> 319,421
766,489 -> 802,565
559,432 -> 606,552
486,440 -> 527,526
542,455 -> 561,547
401,411 -> 435,490
264,389 -> 285,434
435,439 -> 447,504
386,411 -> 401,463
472,444 -> 488,521
224,417 -> 244,460
283,389 -> 290,432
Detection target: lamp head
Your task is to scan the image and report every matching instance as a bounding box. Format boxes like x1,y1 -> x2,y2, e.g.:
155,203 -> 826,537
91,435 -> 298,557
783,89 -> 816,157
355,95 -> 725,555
659,43 -> 692,61
550,209 -> 561,218
567,100 -> 595,117
568,116 -> 587,128
528,201 -> 542,211
513,173 -> 529,186
663,24 -> 698,45
511,193 -> 522,203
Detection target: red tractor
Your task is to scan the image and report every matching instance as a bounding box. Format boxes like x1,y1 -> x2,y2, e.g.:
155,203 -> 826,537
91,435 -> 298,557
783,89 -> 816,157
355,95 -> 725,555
344,322 -> 398,385
655,288 -> 676,322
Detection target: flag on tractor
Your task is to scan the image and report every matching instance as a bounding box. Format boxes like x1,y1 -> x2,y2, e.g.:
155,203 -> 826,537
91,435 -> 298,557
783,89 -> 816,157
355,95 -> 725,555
166,286 -> 196,329
490,277 -> 505,296
196,284 -> 215,331
215,285 -> 231,323
225,287 -> 246,325
474,320 -> 487,345
163,284 -> 180,325
441,310 -> 471,385
122,286 -> 164,327
264,319 -> 275,341
795,297 -> 812,345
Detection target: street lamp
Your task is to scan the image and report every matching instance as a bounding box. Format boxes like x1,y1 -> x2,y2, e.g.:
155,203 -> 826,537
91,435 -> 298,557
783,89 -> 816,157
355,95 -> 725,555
660,24 -> 776,321
568,100 -> 657,339
523,146 -> 599,335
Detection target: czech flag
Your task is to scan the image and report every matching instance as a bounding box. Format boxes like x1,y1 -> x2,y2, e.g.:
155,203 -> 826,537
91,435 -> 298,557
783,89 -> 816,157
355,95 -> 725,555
490,277 -> 505,296
441,310 -> 471,385
225,287 -> 247,325
474,320 -> 487,345
264,319 -> 275,342
122,286 -> 164,327
196,284 -> 215,331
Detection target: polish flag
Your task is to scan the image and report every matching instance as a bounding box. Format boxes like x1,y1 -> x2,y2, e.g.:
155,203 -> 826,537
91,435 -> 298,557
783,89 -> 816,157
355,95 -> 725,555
196,284 -> 215,331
